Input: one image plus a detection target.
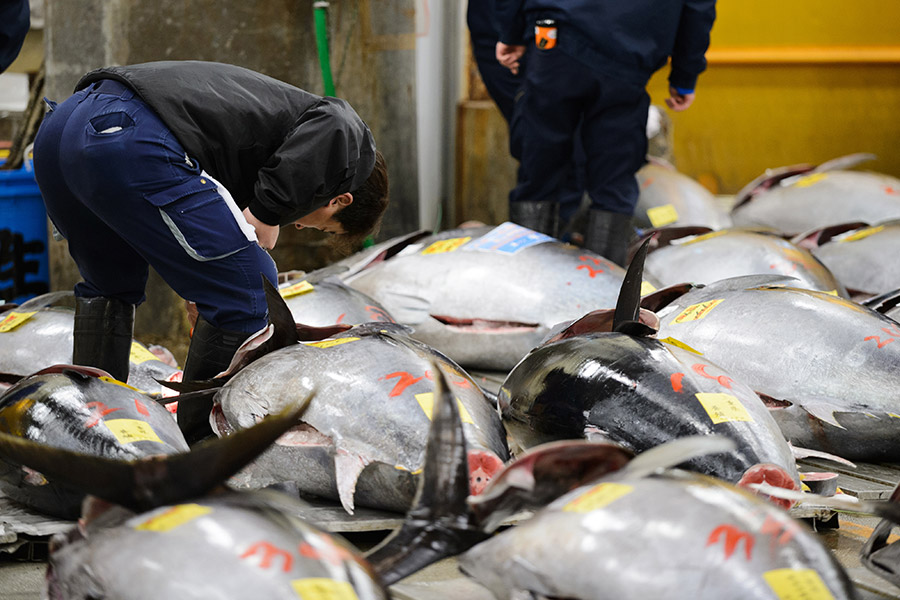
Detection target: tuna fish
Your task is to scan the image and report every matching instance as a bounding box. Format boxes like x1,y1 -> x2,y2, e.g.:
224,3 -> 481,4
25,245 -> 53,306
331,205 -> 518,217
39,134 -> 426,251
213,322 -> 509,514
0,291 -> 182,397
634,159 -> 733,230
731,153 -> 900,236
338,222 -> 661,371
278,270 -> 395,327
499,239 -> 801,506
641,227 -> 848,296
649,274 -> 900,461
0,365 -> 189,518
795,220 -> 900,298
459,466 -> 859,599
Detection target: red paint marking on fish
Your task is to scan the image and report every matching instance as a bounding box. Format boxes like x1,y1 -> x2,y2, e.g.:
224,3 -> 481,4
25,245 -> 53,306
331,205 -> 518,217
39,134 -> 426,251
84,402 -> 123,428
383,371 -> 426,397
240,541 -> 293,572
691,363 -> 733,389
670,373 -> 684,393
134,398 -> 150,416
706,524 -> 755,560
865,335 -> 895,349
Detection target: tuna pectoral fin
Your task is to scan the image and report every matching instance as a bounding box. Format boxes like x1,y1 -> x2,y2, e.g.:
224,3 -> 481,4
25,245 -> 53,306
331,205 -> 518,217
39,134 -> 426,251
624,435 -> 737,479
334,447 -> 372,515
802,402 -> 845,429
0,402 -> 309,514
789,443 -> 857,468
374,292 -> 431,325
367,360 -> 486,587
750,482 -> 900,525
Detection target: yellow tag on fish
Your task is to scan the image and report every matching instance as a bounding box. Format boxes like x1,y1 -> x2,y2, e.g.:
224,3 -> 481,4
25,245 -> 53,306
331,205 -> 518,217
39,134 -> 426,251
640,281 -> 657,295
840,225 -> 884,243
136,503 -> 213,532
414,392 -> 474,424
421,237 -> 471,255
792,172 -> 828,188
670,299 -> 724,325
647,204 -> 679,227
0,311 -> 36,332
659,337 -> 703,355
696,393 -> 753,424
281,281 -> 315,298
763,568 -> 835,600
129,342 -> 159,364
291,578 -> 359,600
563,482 -> 634,513
305,337 -> 360,349
105,418 -> 164,445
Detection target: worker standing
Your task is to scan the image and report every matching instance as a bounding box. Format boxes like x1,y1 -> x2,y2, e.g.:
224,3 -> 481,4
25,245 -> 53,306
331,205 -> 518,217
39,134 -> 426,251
32,60 -> 389,385
0,0 -> 29,74
494,0 -> 716,265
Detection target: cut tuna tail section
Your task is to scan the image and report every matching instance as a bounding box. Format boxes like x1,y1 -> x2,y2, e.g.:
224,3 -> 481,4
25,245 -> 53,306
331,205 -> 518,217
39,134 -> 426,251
862,480 -> 900,588
613,235 -> 657,337
367,358 -> 487,586
0,400 -> 310,514
750,481 -> 900,526
737,463 -> 799,510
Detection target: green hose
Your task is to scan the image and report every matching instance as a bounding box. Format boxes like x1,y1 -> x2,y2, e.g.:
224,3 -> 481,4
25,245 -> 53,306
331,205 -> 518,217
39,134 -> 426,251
313,1 -> 336,97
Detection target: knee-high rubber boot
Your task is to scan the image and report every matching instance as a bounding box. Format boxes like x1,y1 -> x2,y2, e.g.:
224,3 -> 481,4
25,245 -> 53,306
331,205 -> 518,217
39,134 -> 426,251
508,201 -> 559,237
582,209 -> 635,267
179,317 -> 253,444
72,296 -> 135,382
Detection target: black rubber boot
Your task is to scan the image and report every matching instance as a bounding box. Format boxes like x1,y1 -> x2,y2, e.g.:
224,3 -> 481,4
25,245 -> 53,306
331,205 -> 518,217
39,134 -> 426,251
508,201 -> 559,237
182,317 -> 252,382
72,296 -> 135,382
582,209 -> 635,267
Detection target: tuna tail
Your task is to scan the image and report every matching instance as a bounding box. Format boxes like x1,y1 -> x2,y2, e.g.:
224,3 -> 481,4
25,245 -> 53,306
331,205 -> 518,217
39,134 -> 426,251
612,235 -> 656,336
750,481 -> 900,525
862,288 -> 900,316
0,400 -> 310,513
366,359 -> 487,586
862,481 -> 900,587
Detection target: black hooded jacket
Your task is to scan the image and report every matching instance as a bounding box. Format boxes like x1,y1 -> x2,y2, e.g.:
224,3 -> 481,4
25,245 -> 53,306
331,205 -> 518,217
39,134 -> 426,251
76,61 -> 376,226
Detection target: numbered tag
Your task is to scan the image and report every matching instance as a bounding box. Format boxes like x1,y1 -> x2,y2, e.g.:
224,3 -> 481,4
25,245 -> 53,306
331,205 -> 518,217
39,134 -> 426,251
281,281 -> 315,298
136,504 -> 213,532
305,337 -> 360,349
130,342 -> 159,364
0,311 -> 36,332
647,204 -> 679,227
696,393 -> 753,424
670,299 -> 724,325
763,568 -> 835,600
105,418 -> 164,445
291,578 -> 359,600
422,237 -> 471,255
563,482 -> 634,513
414,392 -> 474,424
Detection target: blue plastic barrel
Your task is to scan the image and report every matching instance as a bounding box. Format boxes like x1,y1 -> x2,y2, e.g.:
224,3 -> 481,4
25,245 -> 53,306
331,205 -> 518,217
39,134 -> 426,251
0,161 -> 50,304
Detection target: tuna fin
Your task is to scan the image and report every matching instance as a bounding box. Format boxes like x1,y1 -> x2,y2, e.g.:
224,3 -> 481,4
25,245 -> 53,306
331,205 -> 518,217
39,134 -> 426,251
790,221 -> 870,250
366,359 -> 486,586
340,229 -> 434,279
469,440 -> 633,533
732,162 -> 816,209
613,236 -> 657,337
789,443 -> 857,468
0,401 -> 310,513
862,288 -> 900,316
750,482 -> 900,524
333,446 -> 372,515
707,274 -> 801,292
627,226 -> 713,260
812,152 -> 877,173
801,401 -> 845,429
640,283 -> 697,313
262,275 -> 302,349
624,435 -> 737,479
372,291 -> 431,325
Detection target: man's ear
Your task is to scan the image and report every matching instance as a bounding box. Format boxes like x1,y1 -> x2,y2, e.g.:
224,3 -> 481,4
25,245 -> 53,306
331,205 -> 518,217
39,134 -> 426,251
331,193 -> 354,207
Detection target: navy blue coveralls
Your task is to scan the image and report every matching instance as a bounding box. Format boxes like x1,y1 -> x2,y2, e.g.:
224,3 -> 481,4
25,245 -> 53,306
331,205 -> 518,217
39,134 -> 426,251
495,0 -> 716,217
0,0 -> 29,73
33,61 -> 376,335
466,0 -> 585,227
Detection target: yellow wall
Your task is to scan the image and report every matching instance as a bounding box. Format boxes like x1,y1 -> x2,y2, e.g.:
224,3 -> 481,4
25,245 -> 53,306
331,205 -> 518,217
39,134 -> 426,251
647,0 -> 900,194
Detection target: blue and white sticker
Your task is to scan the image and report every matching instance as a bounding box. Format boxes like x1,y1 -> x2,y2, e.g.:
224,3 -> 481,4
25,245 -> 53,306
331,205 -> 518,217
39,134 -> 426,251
463,222 -> 554,254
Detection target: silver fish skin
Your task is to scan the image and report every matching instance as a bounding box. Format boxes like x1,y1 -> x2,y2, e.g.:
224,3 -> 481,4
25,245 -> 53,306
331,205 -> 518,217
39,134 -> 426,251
645,229 -> 847,297
499,331 -> 800,499
0,369 -> 188,518
0,295 -> 182,397
459,469 -> 858,600
46,490 -> 388,600
215,324 -> 509,514
809,221 -> 900,297
732,170 -> 900,236
341,223 -> 661,371
280,274 -> 396,327
634,161 -> 733,230
652,275 -> 900,461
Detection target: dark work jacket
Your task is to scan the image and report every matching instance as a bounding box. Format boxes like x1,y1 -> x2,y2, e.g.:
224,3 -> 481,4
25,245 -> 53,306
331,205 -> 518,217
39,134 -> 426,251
76,61 -> 376,226
0,0 -> 30,73
494,0 -> 716,90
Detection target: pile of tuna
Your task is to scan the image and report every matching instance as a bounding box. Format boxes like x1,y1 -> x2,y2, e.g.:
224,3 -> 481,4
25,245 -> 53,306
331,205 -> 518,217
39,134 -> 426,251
3,154 -> 900,598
